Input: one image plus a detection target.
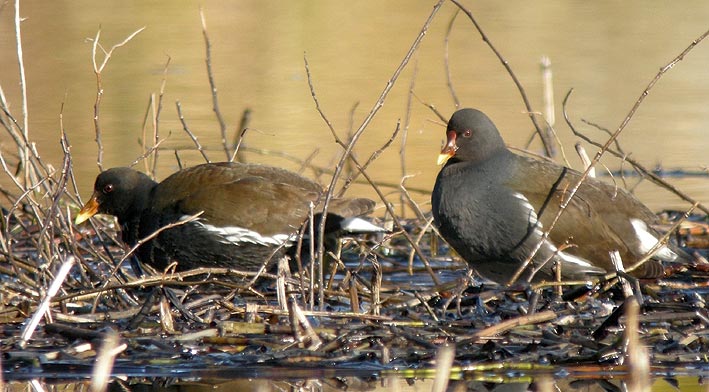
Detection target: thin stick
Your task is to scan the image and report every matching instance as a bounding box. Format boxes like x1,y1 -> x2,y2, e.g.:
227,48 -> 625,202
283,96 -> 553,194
90,329 -> 125,392
90,26 -> 145,171
230,108 -> 252,162
91,212 -> 204,312
13,0 -> 29,184
150,55 -> 171,177
466,310 -> 557,340
176,100 -> 211,163
432,345 -> 455,392
200,8 -> 229,160
400,64 -> 417,218
443,9 -> 461,109
337,121 -> 401,197
624,202 -> 697,275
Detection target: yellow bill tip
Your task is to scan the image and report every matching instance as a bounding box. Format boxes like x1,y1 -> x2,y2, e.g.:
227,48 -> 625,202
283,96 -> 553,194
75,196 -> 99,225
437,152 -> 453,166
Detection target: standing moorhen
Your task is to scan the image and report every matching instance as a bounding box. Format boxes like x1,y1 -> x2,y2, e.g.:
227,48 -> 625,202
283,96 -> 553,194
75,162 -> 380,273
431,108 -> 690,284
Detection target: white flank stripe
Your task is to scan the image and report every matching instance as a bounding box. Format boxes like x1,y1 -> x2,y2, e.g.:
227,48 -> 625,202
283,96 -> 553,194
512,192 -> 538,225
192,219 -> 294,246
515,191 -> 595,268
630,219 -> 677,260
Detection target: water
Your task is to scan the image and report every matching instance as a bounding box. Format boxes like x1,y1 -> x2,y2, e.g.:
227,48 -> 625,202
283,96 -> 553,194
0,1 -> 707,212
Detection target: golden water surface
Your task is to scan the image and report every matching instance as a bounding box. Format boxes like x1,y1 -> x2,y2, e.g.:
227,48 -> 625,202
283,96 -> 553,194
0,1 -> 708,212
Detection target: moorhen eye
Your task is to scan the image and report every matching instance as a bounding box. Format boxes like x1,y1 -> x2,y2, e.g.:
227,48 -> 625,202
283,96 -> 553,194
431,108 -> 691,285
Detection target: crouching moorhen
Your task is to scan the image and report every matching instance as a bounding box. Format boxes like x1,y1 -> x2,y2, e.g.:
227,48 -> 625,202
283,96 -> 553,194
431,108 -> 691,284
75,162 -> 381,272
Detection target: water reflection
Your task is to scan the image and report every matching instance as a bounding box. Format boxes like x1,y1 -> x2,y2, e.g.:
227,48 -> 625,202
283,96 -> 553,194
3,374 -> 707,392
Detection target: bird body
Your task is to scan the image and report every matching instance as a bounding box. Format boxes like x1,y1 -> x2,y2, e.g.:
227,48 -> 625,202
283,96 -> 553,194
76,162 -> 378,272
432,108 -> 687,284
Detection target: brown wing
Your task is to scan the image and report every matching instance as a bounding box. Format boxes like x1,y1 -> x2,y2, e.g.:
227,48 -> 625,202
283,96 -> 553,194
509,156 -> 658,271
151,162 -> 322,236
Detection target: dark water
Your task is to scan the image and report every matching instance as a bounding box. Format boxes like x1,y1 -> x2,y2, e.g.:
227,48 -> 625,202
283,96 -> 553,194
3,370 -> 709,391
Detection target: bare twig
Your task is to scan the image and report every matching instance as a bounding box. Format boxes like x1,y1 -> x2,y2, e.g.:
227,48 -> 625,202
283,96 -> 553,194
624,202 -> 697,275
539,56 -> 556,157
176,100 -> 211,163
466,310 -> 557,341
624,297 -> 650,392
305,61 -> 440,285
200,8 -> 229,159
432,344 -> 455,392
443,9 -> 461,109
580,117 -> 626,155
413,92 -> 447,123
230,108 -> 252,162
13,0 -> 29,183
151,55 -> 171,177
399,63 -> 417,218
337,121 -> 401,197
91,330 -> 125,392
91,212 -> 204,311
90,26 -> 145,171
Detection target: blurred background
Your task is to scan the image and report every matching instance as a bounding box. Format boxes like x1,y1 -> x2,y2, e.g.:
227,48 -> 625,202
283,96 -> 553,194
0,0 -> 708,214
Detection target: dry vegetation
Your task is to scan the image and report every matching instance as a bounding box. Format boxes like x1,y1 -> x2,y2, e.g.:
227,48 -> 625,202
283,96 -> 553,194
1,1 -> 709,391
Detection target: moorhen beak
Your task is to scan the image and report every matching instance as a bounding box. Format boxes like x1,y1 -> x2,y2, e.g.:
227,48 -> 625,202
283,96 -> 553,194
431,108 -> 691,284
75,196 -> 99,225
75,162 -> 381,273
437,131 -> 458,165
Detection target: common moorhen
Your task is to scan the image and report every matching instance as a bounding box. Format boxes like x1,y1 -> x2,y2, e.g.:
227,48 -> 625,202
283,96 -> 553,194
75,162 -> 380,272
431,108 -> 690,284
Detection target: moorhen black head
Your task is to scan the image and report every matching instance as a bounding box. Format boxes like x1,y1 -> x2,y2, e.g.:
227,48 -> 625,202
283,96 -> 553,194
431,108 -> 690,284
75,162 -> 380,272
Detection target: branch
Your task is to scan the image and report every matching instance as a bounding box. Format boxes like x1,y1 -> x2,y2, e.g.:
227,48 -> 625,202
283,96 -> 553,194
200,8 -> 230,160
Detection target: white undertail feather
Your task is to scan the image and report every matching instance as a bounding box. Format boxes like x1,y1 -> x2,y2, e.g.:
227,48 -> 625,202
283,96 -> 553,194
339,217 -> 386,233
629,218 -> 677,261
